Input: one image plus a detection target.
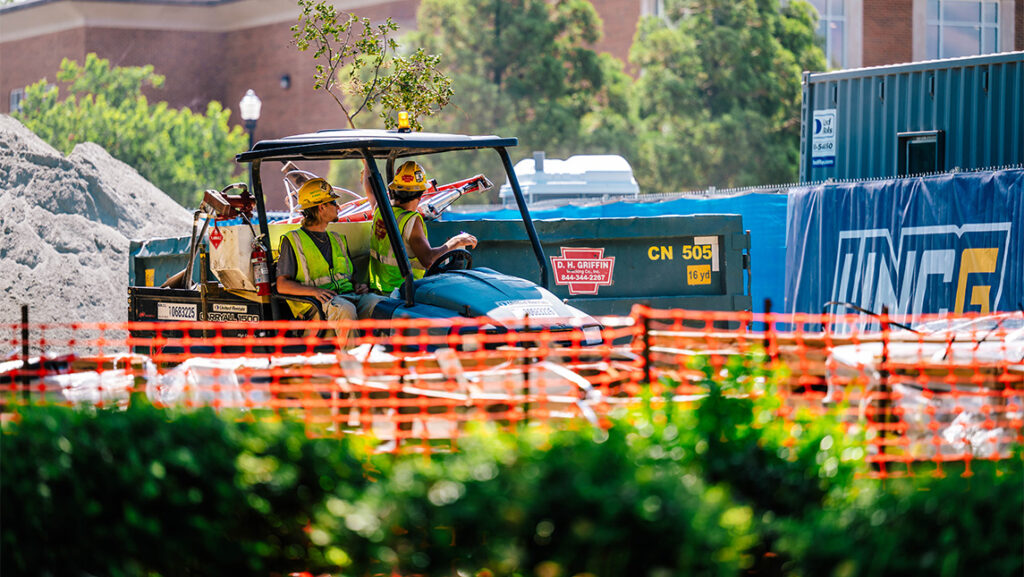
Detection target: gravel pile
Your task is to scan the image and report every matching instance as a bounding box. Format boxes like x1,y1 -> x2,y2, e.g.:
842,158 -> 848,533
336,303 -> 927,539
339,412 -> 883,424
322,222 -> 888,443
0,114 -> 193,331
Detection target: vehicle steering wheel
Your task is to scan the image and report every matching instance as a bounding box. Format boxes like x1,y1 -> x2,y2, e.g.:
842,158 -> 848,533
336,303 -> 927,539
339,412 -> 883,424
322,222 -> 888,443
425,249 -> 473,276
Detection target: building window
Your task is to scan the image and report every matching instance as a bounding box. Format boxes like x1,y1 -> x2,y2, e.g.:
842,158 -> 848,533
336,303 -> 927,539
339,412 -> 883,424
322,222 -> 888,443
810,0 -> 847,69
927,0 -> 1000,59
9,88 -> 25,113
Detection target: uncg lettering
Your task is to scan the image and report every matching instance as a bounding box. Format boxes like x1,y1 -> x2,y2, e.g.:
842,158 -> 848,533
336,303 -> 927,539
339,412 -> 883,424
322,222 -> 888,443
829,225 -> 1009,323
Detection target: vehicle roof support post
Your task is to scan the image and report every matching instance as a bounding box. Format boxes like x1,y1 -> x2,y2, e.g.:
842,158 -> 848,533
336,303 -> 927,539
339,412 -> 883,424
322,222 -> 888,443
361,149 -> 416,306
250,159 -> 281,320
497,146 -> 549,288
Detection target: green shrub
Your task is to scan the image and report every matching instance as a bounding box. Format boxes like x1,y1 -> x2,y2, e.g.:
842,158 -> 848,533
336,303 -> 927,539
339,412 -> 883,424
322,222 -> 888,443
1,401 -> 378,576
369,422 -> 758,576
777,458 -> 1024,577
670,352 -> 865,519
630,352 -> 867,576
3,353 -> 1015,577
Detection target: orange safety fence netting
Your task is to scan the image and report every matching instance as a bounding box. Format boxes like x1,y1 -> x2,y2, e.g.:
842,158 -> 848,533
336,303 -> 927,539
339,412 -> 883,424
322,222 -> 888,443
2,306 -> 1022,475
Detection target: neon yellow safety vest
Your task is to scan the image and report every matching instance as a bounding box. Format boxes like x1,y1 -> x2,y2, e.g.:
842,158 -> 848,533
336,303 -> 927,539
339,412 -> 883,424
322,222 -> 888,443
282,228 -> 354,318
369,206 -> 426,294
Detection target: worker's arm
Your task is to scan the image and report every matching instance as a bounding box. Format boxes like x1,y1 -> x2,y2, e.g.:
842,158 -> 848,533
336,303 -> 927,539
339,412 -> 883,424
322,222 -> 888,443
275,239 -> 336,305
361,166 -> 376,211
276,276 -> 337,306
406,216 -> 477,268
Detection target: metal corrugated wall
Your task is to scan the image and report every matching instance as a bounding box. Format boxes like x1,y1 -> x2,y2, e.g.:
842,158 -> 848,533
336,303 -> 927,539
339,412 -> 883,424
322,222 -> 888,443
800,52 -> 1024,182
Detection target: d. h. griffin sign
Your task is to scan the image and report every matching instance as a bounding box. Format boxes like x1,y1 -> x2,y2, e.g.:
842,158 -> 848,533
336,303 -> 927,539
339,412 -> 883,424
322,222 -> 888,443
550,247 -> 615,295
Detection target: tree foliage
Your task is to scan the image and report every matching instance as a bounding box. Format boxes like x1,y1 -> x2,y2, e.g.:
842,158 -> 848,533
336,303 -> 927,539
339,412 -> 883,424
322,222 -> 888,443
14,54 -> 248,207
405,0 -> 821,196
410,0 -> 632,159
291,0 -> 453,130
629,0 -> 824,193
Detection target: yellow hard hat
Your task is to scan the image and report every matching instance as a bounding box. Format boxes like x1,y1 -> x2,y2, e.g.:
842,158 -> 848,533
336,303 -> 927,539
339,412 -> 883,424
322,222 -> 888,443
389,161 -> 427,200
296,178 -> 339,209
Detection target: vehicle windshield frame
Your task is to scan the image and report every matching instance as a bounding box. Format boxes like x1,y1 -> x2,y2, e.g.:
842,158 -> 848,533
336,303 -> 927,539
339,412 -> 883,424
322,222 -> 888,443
237,130 -> 548,316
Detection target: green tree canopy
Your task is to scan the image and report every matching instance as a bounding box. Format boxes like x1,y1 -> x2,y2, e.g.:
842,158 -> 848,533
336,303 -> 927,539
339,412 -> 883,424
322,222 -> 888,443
629,0 -> 824,193
407,0 -> 821,196
410,0 -> 632,162
15,54 -> 248,207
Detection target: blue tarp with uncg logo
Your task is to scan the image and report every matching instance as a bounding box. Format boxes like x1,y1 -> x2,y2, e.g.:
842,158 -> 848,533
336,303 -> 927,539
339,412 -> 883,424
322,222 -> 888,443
785,169 -> 1024,323
440,193 -> 789,313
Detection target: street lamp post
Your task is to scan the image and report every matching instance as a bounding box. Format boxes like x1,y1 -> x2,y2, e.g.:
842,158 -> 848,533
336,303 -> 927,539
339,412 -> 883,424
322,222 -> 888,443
239,89 -> 262,192
239,89 -> 262,151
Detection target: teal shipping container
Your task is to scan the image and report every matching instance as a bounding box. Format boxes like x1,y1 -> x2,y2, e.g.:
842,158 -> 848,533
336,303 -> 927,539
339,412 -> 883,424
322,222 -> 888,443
801,52 -> 1024,182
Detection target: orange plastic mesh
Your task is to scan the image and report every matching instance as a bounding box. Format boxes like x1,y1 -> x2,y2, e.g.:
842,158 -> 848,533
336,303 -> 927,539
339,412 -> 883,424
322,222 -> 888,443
2,308 -> 1020,473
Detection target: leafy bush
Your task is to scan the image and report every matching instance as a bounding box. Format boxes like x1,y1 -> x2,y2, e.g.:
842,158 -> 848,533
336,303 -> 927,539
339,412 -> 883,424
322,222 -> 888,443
0,400 -> 377,576
367,422 -> 757,576
672,352 -> 865,518
2,351 -> 1017,577
348,349 -> 862,576
777,458 -> 1024,577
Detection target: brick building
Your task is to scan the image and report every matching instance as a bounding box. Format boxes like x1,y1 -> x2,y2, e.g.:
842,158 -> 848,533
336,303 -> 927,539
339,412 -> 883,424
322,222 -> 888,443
809,0 -> 1022,69
1,0 -> 1021,142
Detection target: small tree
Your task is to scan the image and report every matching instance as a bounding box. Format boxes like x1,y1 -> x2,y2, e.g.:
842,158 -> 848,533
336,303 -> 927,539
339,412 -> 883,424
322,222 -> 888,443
15,54 -> 248,207
291,0 -> 453,130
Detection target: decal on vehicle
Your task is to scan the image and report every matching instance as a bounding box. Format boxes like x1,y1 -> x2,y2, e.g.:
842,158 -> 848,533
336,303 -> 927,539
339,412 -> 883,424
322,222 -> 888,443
492,299 -> 559,319
206,312 -> 260,322
505,305 -> 559,319
209,226 -> 224,249
550,247 -> 615,295
157,302 -> 198,321
213,303 -> 248,313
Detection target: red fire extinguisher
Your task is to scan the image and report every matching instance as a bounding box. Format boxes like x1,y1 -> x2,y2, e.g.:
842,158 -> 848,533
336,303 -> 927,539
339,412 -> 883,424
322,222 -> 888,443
251,236 -> 270,296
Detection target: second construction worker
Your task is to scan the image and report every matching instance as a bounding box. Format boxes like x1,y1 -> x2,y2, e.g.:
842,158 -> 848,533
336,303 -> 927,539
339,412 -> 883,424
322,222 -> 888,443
368,161 -> 477,294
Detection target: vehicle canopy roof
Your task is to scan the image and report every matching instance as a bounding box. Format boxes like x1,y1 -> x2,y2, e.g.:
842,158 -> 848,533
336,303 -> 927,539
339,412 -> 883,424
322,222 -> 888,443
236,129 -> 518,163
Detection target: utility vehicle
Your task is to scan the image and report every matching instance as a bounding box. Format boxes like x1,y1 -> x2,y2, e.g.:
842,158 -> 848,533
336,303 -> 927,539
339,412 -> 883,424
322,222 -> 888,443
128,127 -> 604,352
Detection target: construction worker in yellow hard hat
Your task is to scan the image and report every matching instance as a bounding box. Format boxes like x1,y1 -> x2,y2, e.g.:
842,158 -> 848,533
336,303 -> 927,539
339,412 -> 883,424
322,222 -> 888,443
368,161 -> 477,294
276,177 -> 369,346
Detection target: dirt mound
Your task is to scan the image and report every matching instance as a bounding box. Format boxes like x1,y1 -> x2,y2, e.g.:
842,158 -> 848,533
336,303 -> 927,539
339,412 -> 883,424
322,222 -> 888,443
0,115 -> 193,327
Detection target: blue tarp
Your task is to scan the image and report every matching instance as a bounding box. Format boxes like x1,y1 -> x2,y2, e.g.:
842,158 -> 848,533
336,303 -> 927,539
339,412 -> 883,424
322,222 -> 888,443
785,169 -> 1024,322
441,193 -> 789,313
